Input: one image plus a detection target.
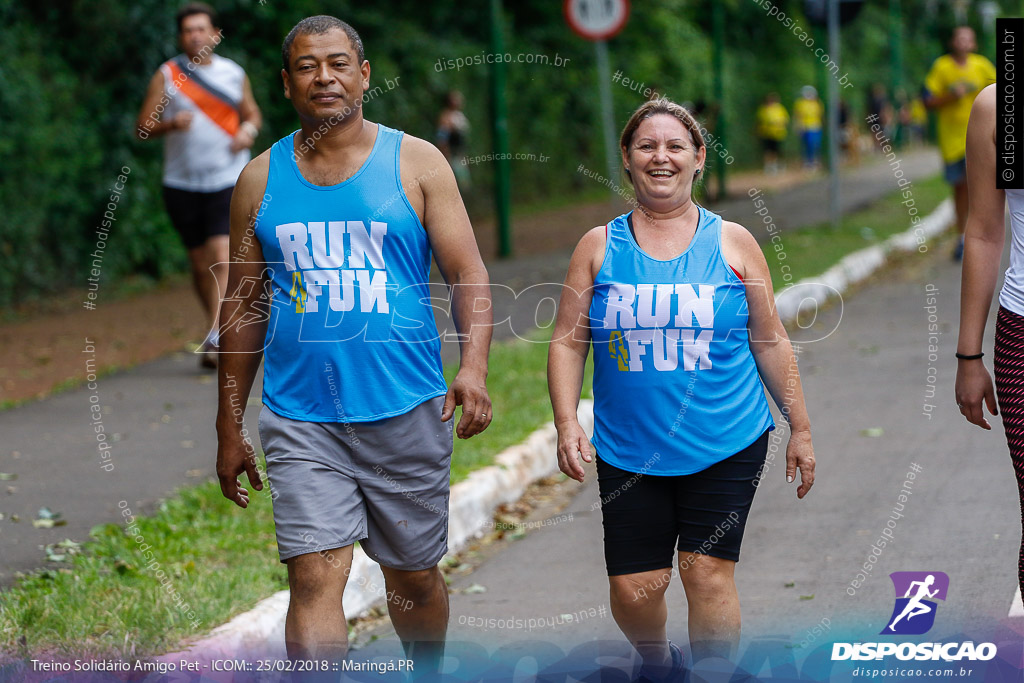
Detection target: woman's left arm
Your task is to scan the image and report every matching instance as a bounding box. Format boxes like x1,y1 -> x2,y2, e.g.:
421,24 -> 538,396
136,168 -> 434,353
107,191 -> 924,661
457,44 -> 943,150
725,222 -> 815,498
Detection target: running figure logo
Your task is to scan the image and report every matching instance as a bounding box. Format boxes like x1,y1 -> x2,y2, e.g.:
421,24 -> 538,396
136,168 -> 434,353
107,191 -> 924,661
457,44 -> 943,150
881,571 -> 949,635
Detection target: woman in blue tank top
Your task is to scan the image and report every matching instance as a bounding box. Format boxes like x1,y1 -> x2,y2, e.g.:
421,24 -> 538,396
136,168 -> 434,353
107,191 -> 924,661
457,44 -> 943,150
547,99 -> 816,678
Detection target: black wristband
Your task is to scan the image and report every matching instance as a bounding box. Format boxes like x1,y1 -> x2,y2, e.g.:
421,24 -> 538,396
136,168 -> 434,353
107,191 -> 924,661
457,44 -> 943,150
955,352 -> 984,360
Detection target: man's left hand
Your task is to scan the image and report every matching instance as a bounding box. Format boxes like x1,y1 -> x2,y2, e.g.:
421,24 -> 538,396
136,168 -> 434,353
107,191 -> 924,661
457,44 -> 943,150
442,369 -> 491,439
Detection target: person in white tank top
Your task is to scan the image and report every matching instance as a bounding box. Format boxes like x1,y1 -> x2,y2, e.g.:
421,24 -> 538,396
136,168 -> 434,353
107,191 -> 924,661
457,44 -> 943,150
135,2 -> 262,368
955,83 -> 1024,607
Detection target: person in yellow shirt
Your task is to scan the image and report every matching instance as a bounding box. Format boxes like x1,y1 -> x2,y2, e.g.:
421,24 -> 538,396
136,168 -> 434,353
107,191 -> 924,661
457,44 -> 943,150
793,86 -> 824,169
900,90 -> 928,146
911,99 -> 928,134
756,93 -> 789,174
923,26 -> 996,260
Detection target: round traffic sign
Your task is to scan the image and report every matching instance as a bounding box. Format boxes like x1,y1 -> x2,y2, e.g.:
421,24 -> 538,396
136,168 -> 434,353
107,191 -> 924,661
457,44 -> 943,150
564,0 -> 630,41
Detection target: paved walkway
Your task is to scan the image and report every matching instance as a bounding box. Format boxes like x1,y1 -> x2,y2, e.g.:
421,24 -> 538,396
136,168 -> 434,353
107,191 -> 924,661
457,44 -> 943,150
347,217 -> 1024,679
713,147 -> 938,233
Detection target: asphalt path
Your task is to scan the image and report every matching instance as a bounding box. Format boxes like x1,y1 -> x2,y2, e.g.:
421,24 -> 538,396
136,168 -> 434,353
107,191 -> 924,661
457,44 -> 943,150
344,222 -> 1024,680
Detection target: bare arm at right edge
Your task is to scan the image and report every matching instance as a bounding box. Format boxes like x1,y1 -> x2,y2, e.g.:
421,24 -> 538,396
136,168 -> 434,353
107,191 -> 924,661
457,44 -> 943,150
955,84 -> 1005,430
548,226 -> 605,482
215,152 -> 271,507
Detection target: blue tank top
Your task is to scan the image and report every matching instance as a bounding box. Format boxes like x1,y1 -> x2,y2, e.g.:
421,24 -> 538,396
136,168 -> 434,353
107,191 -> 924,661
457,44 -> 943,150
589,207 -> 775,475
254,124 -> 447,422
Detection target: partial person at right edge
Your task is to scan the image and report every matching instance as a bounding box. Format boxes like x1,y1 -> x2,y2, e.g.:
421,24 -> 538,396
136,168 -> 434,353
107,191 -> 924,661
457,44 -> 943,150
954,83 -> 1024,609
135,2 -> 262,368
214,15 -> 492,679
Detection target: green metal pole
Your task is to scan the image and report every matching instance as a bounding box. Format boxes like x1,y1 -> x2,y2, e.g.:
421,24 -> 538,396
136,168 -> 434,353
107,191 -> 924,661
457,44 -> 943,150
594,40 -> 618,194
981,3 -> 997,62
712,0 -> 727,199
489,0 -> 512,258
827,0 -> 840,231
890,0 -> 903,146
814,24 -> 830,169
890,0 -> 903,94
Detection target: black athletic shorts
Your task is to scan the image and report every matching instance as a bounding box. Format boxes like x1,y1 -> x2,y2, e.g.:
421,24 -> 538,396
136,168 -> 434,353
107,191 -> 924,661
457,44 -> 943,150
595,429 -> 770,576
162,185 -> 234,250
760,138 -> 781,153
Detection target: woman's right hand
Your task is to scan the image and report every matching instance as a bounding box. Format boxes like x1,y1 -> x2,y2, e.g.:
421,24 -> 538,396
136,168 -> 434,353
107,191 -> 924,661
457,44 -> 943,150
955,360 -> 998,430
556,421 -> 593,482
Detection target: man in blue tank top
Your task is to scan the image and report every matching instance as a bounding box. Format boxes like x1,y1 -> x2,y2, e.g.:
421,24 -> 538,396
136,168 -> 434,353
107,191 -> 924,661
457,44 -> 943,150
213,16 -> 493,671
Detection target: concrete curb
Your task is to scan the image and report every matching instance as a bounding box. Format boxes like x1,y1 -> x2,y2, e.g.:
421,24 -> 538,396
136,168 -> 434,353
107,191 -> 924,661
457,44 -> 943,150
158,400 -> 594,662
158,199 -> 953,662
774,199 -> 953,325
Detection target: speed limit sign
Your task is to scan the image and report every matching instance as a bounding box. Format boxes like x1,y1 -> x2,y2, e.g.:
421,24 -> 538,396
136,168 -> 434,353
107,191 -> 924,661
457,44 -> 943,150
564,0 -> 630,41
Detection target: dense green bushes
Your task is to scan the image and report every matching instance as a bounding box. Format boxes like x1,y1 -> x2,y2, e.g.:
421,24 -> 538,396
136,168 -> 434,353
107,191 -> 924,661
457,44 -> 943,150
0,0 -> 981,307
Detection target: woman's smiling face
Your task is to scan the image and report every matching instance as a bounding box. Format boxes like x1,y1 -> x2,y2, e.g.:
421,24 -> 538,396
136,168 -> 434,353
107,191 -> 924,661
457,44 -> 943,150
624,113 -> 705,211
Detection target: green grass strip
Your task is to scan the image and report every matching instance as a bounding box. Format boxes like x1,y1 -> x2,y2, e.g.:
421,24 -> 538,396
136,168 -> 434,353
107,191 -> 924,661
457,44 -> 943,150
0,330 -> 590,660
445,328 -> 592,482
760,174 -> 948,286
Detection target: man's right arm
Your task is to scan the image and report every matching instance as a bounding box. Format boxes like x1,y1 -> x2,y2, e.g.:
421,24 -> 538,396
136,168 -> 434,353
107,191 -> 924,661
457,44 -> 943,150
215,152 -> 271,507
923,87 -> 964,109
922,62 -> 962,109
135,70 -> 187,139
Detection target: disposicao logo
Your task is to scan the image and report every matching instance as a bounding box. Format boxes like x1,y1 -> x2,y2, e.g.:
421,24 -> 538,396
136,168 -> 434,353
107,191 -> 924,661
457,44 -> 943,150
881,571 -> 948,635
832,571 -> 997,662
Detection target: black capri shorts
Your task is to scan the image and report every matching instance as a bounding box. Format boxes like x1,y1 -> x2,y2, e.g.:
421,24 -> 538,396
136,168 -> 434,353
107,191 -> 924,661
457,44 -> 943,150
595,429 -> 770,576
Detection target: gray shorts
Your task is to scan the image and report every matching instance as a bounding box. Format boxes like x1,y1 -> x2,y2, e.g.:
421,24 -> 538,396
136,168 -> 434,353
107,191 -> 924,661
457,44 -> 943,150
257,395 -> 454,569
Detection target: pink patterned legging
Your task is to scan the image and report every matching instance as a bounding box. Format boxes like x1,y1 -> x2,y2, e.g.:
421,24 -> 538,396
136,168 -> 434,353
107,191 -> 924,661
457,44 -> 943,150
994,305 -> 1024,598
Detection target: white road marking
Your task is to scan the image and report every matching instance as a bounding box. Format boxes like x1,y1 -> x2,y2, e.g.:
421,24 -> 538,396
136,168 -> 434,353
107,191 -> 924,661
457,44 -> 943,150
1009,585 -> 1024,618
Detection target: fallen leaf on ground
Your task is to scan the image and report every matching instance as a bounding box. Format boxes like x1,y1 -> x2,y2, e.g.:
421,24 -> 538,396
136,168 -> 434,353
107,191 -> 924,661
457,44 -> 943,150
43,539 -> 81,562
33,508 -> 66,527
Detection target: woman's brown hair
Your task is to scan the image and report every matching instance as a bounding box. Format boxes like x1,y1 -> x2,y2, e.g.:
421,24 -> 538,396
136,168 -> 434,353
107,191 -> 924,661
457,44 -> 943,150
619,98 -> 706,186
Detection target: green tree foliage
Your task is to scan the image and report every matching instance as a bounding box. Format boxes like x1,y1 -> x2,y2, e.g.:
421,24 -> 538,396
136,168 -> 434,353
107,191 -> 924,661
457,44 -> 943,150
0,0 -> 986,307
